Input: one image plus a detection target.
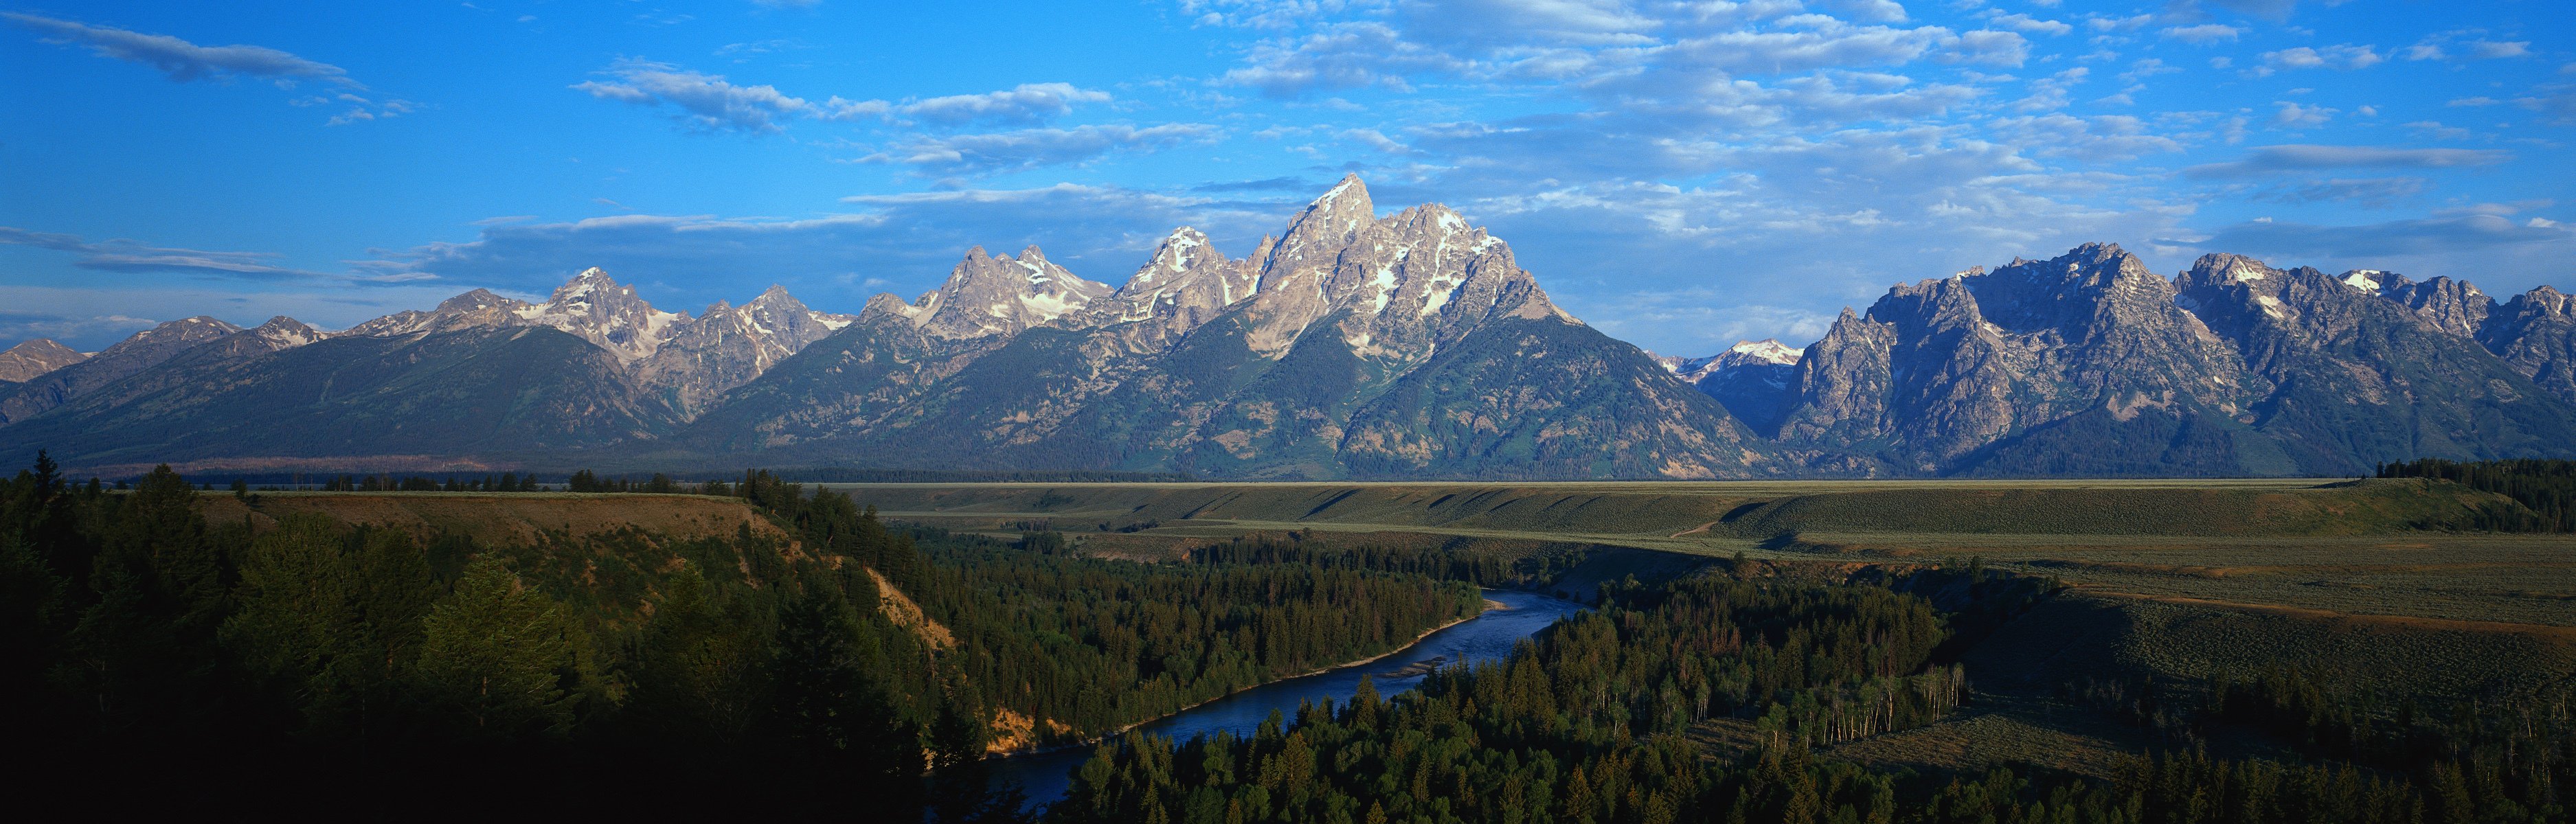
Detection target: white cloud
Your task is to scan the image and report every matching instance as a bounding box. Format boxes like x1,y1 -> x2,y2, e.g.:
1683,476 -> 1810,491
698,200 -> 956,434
1812,0 -> 1910,24
1990,113 -> 2184,161
2013,67 -> 2088,112
879,82 -> 1114,127
2252,44 -> 2384,76
1941,30 -> 2031,67
2158,24 -> 2241,45
2467,40 -> 2531,59
2268,100 -> 2336,128
1984,13 -> 2072,36
1220,21 -> 1467,97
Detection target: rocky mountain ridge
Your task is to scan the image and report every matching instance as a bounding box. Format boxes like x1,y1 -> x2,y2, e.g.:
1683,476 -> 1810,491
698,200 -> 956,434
1,176 -> 2570,479
0,339 -> 87,384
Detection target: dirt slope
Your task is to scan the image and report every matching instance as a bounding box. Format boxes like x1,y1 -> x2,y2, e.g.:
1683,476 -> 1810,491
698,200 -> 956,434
198,491 -> 789,546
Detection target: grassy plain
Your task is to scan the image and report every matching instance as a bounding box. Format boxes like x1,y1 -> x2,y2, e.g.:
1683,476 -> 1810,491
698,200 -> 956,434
826,477 -> 2573,623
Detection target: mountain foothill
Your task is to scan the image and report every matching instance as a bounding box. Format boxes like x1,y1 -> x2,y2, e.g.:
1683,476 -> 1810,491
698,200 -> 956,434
5,175 -> 2573,479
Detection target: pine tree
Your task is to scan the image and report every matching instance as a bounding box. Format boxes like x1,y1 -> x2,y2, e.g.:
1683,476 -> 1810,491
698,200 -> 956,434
414,554 -> 583,740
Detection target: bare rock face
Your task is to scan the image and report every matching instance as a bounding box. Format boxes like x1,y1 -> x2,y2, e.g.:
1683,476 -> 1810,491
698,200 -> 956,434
1239,174 -> 1379,356
906,247 -> 1114,341
638,285 -> 857,418
0,339 -> 88,383
511,268 -> 692,362
693,174 -> 1767,479
1779,244 -> 2248,472
1780,308 -> 1899,448
332,271 -> 857,424
2173,253 -> 2575,473
2480,286 -> 2576,405
2380,273 -> 2493,337
0,317 -> 242,424
44,316 -> 334,415
346,269 -> 688,363
1074,227 -> 1263,352
238,316 -> 328,352
346,288 -> 534,337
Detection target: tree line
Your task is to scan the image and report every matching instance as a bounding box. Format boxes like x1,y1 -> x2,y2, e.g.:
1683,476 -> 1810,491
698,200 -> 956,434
1050,566 -> 2576,824
1052,577 -> 1971,824
1,453 -> 1490,816
2378,458 -> 2576,531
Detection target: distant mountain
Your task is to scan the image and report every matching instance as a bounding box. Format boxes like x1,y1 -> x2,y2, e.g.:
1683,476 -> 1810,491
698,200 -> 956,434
2481,286 -> 2576,407
0,317 -> 241,426
637,285 -> 855,419
0,339 -> 87,383
1659,340 -> 1803,435
1750,244 -> 2576,477
0,176 -> 2568,479
0,325 -> 671,472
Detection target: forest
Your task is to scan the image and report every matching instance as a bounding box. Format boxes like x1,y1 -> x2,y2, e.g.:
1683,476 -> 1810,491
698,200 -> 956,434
0,455 -> 1476,818
1053,570 -> 2575,824
11,451 -> 2574,821
2378,458 -> 2576,531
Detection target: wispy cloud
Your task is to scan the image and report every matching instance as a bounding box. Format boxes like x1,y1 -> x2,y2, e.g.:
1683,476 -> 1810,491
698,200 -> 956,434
572,58 -> 818,133
2252,44 -> 2383,76
6,12 -> 412,123
5,12 -> 357,86
861,82 -> 1114,128
2184,145 -> 2513,178
853,124 -> 1223,176
0,227 -> 411,283
2158,24 -> 2241,45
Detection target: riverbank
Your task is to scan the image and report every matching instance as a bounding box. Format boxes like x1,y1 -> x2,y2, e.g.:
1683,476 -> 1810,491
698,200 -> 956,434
990,589 -> 1586,808
991,595 -> 1508,757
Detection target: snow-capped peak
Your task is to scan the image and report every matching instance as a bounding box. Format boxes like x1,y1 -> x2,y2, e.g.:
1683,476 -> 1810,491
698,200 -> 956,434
1728,339 -> 1803,365
2341,270 -> 2384,293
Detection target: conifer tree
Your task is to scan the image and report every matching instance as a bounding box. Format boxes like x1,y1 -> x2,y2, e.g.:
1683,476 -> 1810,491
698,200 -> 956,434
415,554 -> 583,740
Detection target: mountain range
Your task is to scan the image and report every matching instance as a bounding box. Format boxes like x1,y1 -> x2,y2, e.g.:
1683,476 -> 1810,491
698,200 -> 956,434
3,175 -> 2572,479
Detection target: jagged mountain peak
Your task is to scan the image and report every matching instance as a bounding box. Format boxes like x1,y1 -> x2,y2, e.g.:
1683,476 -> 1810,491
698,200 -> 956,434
435,288 -> 528,315
912,242 -> 1114,339
1261,174 -> 1377,282
1120,227 -> 1221,294
246,316 -> 326,349
2384,274 -> 2492,336
1728,339 -> 1804,365
512,267 -> 690,362
2184,252 -> 2282,286
750,283 -> 800,306
1663,339 -> 1803,379
2521,284 -> 2572,310
1961,242 -> 2175,336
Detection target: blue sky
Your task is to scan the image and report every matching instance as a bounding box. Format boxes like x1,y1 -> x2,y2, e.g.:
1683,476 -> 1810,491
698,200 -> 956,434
2,0 -> 2569,356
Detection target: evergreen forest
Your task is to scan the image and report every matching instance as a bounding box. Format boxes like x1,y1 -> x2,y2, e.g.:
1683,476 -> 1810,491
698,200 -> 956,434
0,455 -> 1477,818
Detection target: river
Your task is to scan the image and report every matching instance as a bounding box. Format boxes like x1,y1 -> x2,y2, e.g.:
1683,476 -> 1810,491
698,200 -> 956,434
989,588 -> 1588,810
